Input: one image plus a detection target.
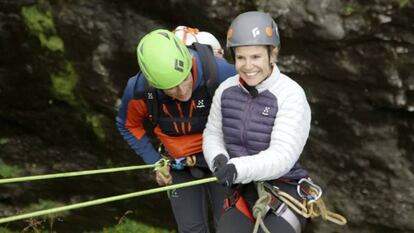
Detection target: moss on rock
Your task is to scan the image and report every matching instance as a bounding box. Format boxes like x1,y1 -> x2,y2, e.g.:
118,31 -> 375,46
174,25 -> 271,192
21,4 -> 64,52
50,62 -> 78,106
86,113 -> 107,140
0,160 -> 22,178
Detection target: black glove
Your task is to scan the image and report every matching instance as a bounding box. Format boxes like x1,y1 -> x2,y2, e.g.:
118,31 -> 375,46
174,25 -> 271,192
214,163 -> 237,187
213,154 -> 228,172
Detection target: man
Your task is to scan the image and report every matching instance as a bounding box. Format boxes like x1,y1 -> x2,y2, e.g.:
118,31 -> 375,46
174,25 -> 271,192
173,25 -> 224,58
116,29 -> 236,233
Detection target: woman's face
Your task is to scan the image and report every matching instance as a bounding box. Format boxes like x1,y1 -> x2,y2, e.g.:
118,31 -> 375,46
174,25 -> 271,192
234,45 -> 272,86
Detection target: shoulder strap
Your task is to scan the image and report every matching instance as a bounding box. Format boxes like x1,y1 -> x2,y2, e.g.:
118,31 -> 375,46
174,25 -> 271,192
133,73 -> 158,125
190,42 -> 219,97
144,81 -> 158,125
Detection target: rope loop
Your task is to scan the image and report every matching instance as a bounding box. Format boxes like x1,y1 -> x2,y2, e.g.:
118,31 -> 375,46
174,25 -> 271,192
252,182 -> 271,233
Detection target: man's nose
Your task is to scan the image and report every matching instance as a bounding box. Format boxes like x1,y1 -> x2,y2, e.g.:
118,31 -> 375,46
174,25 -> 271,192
176,83 -> 186,95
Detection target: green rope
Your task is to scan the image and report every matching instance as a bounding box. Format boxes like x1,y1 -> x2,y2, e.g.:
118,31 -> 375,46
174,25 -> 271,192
0,164 -> 160,184
0,177 -> 218,224
252,182 -> 271,233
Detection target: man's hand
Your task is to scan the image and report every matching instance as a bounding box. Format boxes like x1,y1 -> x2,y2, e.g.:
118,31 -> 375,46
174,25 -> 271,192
155,167 -> 172,186
154,158 -> 172,186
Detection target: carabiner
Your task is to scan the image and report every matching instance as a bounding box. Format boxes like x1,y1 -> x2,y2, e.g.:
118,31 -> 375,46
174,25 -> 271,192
297,178 -> 322,203
170,158 -> 186,170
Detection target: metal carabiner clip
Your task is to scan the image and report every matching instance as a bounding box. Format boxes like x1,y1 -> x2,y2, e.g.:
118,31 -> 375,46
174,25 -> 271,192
297,178 -> 323,203
170,158 -> 186,170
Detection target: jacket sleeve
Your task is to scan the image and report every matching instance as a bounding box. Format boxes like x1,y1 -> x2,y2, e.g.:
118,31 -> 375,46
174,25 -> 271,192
230,78 -> 311,184
116,75 -> 161,164
202,80 -> 232,171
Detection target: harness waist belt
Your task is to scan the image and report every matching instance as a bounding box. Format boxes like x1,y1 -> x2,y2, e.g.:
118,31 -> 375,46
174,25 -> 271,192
275,203 -> 301,233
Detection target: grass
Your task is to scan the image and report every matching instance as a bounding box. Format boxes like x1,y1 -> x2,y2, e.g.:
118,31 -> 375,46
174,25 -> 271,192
0,160 -> 22,178
94,219 -> 175,233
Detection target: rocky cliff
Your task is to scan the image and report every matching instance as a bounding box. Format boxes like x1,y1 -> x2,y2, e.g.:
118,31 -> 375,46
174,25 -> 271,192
1,0 -> 413,232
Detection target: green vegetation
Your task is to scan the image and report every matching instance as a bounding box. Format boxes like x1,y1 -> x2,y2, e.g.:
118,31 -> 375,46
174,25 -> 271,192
0,217 -> 174,233
0,138 -> 9,145
23,199 -> 70,232
20,1 -> 110,139
50,62 -> 78,106
24,199 -> 69,220
21,5 -> 63,52
397,0 -> 411,8
0,227 -> 17,233
21,1 -> 80,106
0,160 -> 22,178
86,113 -> 107,140
95,219 -> 175,233
20,1 -> 112,140
343,5 -> 355,16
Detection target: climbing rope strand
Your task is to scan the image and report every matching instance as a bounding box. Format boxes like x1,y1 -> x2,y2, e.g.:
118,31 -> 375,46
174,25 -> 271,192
272,190 -> 347,225
307,199 -> 347,225
276,191 -> 310,216
252,182 -> 271,233
0,177 -> 218,224
0,163 -> 161,184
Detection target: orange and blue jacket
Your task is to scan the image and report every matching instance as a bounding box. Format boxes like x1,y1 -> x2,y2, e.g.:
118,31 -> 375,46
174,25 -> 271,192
116,49 -> 236,165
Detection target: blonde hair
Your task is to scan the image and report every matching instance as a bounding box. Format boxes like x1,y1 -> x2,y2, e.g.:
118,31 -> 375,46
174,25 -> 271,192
269,47 -> 279,64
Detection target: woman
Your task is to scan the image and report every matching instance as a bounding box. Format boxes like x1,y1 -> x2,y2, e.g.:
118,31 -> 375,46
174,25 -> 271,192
203,11 -> 311,233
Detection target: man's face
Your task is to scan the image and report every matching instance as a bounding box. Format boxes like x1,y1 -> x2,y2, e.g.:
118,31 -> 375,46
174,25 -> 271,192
234,45 -> 272,86
163,73 -> 193,101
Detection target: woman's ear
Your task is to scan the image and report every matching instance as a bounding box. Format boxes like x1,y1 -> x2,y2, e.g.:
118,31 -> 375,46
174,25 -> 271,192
270,47 -> 279,64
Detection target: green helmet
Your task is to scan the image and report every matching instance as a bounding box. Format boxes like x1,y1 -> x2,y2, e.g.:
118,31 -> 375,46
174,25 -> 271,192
137,29 -> 192,89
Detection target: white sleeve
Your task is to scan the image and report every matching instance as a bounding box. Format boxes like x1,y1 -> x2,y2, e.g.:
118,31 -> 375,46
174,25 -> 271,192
229,83 -> 311,184
203,83 -> 230,172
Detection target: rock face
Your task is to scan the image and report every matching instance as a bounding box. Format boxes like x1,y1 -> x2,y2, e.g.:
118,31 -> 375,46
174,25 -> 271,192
1,0 -> 413,232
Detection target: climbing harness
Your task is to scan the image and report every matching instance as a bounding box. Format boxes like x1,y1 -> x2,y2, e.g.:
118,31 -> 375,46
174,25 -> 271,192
171,158 -> 186,170
168,156 -> 196,170
224,188 -> 255,222
262,179 -> 347,225
156,144 -> 197,171
250,179 -> 347,233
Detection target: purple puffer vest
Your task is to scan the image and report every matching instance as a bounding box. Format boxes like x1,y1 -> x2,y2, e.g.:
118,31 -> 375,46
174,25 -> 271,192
221,85 -> 307,180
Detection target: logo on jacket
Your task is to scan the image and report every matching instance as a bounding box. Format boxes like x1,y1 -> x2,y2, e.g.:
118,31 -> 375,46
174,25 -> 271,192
170,189 -> 179,198
252,27 -> 260,37
147,92 -> 153,100
262,106 -> 270,116
196,99 -> 205,108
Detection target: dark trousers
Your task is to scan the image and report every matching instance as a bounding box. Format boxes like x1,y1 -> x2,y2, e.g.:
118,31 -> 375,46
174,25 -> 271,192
170,167 -> 226,233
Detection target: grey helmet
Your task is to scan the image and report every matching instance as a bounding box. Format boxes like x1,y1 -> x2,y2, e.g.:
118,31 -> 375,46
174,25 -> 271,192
227,11 -> 280,48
